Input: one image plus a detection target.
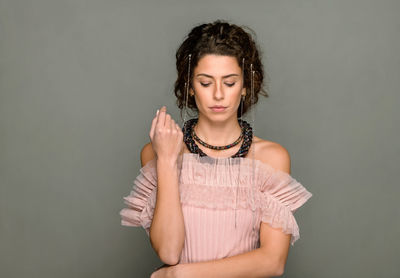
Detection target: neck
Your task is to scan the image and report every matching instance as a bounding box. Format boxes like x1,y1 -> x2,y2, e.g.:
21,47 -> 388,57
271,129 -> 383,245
194,115 -> 242,146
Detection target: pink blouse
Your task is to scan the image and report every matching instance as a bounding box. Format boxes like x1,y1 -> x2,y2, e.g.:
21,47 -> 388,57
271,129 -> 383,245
119,152 -> 312,264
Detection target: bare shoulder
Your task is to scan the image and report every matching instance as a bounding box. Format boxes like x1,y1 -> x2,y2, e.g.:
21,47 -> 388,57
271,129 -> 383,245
140,142 -> 156,167
252,135 -> 291,174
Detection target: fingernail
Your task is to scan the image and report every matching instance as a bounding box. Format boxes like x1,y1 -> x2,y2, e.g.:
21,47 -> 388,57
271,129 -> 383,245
156,109 -> 159,115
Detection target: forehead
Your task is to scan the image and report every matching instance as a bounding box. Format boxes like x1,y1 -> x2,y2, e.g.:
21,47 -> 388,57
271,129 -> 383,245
194,54 -> 240,76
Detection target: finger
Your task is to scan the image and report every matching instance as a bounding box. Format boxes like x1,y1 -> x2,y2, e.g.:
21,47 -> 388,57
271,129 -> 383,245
173,120 -> 179,134
176,123 -> 183,138
149,113 -> 158,140
165,113 -> 172,129
165,114 -> 173,130
176,122 -> 182,133
149,109 -> 159,139
156,106 -> 167,128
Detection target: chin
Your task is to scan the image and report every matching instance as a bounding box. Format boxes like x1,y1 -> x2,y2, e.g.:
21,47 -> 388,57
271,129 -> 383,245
206,113 -> 236,122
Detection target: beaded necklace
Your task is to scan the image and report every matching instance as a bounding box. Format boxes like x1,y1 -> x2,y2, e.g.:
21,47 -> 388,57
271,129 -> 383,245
192,125 -> 244,150
182,118 -> 253,158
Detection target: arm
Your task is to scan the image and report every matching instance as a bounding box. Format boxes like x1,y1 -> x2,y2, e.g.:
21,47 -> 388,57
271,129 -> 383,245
141,142 -> 185,266
172,223 -> 291,278
159,142 -> 293,278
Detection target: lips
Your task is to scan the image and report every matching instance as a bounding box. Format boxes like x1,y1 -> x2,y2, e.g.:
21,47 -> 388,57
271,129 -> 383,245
210,106 -> 227,112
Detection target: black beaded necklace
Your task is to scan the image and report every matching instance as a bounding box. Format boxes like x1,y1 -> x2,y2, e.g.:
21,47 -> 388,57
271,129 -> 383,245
192,125 -> 243,150
182,118 -> 253,158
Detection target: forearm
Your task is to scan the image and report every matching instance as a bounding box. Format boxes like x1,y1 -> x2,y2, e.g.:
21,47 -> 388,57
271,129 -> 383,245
176,248 -> 282,278
149,158 -> 185,265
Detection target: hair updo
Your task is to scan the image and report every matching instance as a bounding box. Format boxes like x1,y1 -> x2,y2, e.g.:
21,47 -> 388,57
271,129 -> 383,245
174,20 -> 269,119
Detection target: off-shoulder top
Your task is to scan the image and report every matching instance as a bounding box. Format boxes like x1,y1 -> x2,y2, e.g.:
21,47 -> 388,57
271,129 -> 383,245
119,152 -> 312,264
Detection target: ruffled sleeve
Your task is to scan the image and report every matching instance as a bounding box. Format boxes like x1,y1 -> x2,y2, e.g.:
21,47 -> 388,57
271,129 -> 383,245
258,162 -> 312,246
119,158 -> 157,235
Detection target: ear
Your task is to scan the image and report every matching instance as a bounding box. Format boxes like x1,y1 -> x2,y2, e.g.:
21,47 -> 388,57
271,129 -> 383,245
241,87 -> 246,96
190,87 -> 195,96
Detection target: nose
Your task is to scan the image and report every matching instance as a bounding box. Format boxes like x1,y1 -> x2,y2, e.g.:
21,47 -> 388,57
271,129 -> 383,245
213,81 -> 224,100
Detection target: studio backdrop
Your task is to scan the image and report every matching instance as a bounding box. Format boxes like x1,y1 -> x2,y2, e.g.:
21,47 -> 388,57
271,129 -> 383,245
0,0 -> 399,277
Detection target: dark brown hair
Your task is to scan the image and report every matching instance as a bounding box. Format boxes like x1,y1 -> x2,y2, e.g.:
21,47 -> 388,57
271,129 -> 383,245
174,20 -> 269,119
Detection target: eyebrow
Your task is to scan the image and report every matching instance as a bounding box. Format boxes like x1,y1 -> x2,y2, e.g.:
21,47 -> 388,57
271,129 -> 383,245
196,73 -> 240,78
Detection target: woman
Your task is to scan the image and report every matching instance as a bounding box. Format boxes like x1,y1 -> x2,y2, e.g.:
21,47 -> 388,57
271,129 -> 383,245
120,20 -> 313,277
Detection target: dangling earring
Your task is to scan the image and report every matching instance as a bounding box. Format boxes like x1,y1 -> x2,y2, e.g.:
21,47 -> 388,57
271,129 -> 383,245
182,53 -> 192,126
250,63 -> 255,130
240,94 -> 245,121
249,62 -> 257,233
240,57 -> 245,121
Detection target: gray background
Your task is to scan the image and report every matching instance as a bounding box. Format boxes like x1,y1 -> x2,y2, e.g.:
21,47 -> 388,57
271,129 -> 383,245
1,0 -> 399,277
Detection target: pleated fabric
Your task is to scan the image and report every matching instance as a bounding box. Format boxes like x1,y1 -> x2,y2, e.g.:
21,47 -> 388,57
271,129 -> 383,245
119,152 -> 312,263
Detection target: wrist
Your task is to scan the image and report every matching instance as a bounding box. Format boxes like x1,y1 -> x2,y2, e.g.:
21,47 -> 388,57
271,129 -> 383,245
156,156 -> 178,167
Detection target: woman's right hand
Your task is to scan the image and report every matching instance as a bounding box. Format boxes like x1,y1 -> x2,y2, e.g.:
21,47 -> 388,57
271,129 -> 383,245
149,106 -> 183,163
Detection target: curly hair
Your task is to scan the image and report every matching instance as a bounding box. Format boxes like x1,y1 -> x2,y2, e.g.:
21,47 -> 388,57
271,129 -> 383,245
174,20 -> 269,119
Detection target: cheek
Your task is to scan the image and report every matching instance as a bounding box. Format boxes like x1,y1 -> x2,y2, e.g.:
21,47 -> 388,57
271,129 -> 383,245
230,88 -> 243,100
192,86 -> 209,101
193,93 -> 208,107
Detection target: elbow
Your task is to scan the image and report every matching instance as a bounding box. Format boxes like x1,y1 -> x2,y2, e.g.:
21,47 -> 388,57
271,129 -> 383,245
149,232 -> 184,265
150,238 -> 183,265
274,265 -> 285,277
272,261 -> 285,277
158,250 -> 180,266
261,257 -> 285,277
151,243 -> 181,265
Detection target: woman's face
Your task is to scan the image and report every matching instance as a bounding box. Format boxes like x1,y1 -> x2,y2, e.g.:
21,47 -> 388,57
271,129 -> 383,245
190,54 -> 245,121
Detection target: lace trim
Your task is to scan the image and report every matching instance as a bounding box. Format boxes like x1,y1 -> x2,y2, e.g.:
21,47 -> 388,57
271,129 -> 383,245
120,158 -> 157,231
120,152 -> 312,245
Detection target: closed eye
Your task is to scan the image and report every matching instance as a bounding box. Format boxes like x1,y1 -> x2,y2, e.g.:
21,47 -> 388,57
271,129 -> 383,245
200,82 -> 236,87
